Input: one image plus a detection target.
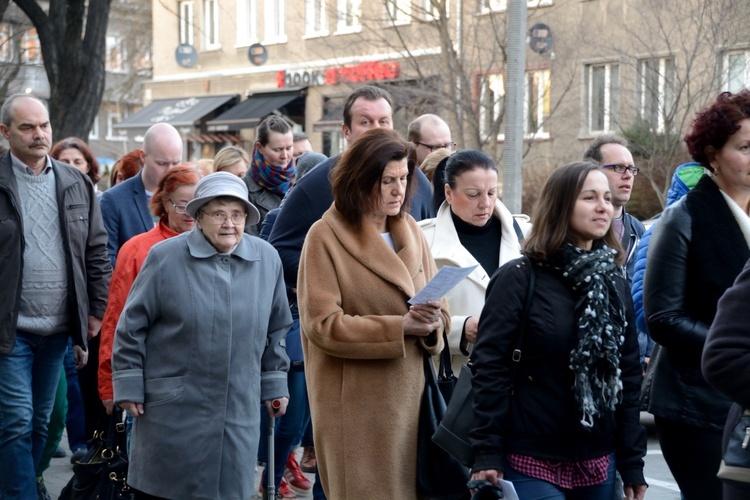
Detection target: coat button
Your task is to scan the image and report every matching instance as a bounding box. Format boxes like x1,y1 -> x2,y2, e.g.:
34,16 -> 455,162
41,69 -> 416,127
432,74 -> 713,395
222,258 -> 229,264
527,376 -> 533,382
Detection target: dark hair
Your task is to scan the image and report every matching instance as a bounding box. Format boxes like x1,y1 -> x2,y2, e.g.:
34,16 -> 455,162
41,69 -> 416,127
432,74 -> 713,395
331,128 -> 414,227
256,115 -> 294,146
582,134 -> 629,163
50,137 -> 101,185
431,149 -> 497,212
685,90 -> 750,171
523,161 -> 623,264
342,86 -> 393,128
149,164 -> 203,217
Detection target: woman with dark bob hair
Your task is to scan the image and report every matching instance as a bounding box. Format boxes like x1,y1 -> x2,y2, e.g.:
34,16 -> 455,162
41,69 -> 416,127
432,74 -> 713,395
470,162 -> 647,499
643,90 -> 750,499
297,128 -> 449,499
50,137 -> 101,191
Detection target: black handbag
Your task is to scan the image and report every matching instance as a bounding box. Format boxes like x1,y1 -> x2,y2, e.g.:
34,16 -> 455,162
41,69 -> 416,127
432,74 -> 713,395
417,347 -> 471,499
639,342 -> 662,411
437,330 -> 458,403
432,257 -> 536,468
59,409 -> 134,500
717,407 -> 750,484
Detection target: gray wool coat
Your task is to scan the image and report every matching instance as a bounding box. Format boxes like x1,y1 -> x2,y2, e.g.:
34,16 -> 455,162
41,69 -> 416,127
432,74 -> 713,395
112,227 -> 291,499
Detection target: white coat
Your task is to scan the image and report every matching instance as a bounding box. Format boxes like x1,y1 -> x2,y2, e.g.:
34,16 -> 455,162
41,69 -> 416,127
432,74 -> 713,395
419,200 -> 528,372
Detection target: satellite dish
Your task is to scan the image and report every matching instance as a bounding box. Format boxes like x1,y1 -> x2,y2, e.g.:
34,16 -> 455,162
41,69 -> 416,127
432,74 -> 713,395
175,44 -> 197,68
529,23 -> 553,54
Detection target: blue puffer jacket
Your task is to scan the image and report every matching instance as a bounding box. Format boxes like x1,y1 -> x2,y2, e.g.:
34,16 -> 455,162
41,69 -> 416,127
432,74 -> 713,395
631,163 -> 705,361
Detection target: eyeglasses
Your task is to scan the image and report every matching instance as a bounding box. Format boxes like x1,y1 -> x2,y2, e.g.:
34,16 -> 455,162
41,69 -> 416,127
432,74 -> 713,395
601,164 -> 640,176
168,199 -> 188,214
416,141 -> 457,153
202,211 -> 247,225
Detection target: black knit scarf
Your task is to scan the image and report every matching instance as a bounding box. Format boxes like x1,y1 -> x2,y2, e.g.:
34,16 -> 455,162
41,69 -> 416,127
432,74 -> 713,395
546,243 -> 627,428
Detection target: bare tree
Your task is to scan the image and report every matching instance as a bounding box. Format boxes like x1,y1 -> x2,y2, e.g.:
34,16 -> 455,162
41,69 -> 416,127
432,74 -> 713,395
12,0 -> 113,141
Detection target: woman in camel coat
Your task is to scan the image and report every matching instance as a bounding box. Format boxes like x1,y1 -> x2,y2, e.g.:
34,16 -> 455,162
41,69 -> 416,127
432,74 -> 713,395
298,129 -> 450,499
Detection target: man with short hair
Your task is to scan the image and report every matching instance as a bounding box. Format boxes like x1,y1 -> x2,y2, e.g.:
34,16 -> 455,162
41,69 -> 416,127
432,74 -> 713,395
269,86 -> 435,293
293,132 -> 313,159
0,94 -> 111,499
583,134 -> 645,278
407,113 -> 455,165
100,122 -> 183,267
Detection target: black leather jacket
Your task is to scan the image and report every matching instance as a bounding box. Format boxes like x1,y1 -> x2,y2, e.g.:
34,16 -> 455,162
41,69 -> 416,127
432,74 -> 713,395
0,153 -> 111,353
644,176 -> 744,429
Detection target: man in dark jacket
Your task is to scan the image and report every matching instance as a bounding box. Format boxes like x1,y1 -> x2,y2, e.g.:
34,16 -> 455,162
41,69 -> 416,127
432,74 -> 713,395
0,94 -> 111,499
583,134 -> 646,279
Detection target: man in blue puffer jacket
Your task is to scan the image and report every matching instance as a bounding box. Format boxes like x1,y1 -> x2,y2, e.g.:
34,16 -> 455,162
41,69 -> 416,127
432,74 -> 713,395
631,162 -> 706,368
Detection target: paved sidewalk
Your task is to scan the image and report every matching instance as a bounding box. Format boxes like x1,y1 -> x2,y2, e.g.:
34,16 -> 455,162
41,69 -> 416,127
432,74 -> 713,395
42,436 -> 314,499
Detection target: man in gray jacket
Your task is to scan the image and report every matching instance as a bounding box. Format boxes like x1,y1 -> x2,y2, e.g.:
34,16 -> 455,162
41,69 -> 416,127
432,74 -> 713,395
0,94 -> 111,499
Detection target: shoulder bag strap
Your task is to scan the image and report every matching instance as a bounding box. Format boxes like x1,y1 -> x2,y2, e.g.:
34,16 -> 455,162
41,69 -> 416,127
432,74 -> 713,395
509,256 -> 536,394
438,330 -> 454,380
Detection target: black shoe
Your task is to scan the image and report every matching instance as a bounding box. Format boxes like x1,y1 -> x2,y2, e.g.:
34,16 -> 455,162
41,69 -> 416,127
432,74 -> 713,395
70,447 -> 87,464
52,446 -> 66,458
36,477 -> 51,500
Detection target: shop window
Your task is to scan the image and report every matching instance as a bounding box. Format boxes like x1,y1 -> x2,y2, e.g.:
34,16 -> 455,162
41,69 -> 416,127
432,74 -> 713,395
584,62 -> 619,134
336,0 -> 361,34
724,50 -> 750,93
264,0 -> 286,43
637,56 -> 675,133
386,0 -> 411,25
525,68 -> 551,138
236,0 -> 258,46
203,0 -> 220,50
305,0 -> 327,36
179,1 -> 194,46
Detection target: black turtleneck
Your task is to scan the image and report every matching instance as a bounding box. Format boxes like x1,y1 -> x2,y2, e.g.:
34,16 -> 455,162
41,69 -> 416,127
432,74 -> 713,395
451,209 -> 502,277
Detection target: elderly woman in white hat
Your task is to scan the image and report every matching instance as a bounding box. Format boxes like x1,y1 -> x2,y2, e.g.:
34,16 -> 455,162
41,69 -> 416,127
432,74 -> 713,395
112,172 -> 292,499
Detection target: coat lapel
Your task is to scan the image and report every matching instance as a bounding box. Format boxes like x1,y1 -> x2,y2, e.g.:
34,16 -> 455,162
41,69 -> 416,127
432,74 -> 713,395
132,174 -> 153,231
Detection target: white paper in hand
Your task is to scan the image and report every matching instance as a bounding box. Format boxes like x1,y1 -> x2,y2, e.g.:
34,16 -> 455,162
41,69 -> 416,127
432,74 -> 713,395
407,265 -> 477,305
498,479 -> 519,500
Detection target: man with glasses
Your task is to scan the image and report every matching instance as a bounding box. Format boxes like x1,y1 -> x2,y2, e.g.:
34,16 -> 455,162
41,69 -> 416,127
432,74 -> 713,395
407,114 -> 455,165
583,134 -> 645,279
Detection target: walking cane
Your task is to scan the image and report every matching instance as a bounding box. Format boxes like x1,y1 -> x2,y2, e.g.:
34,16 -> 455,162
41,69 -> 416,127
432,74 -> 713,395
266,399 -> 281,499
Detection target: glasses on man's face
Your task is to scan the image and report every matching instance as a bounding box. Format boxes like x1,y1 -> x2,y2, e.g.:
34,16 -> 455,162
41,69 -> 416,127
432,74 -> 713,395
602,164 -> 640,176
203,211 -> 247,225
168,198 -> 189,214
416,141 -> 457,153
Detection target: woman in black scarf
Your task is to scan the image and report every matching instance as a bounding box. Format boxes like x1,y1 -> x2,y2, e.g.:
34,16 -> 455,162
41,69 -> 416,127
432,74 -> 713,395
469,162 -> 647,500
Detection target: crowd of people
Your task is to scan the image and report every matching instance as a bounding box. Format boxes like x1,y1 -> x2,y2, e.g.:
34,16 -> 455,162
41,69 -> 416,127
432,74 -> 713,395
2,85 -> 750,500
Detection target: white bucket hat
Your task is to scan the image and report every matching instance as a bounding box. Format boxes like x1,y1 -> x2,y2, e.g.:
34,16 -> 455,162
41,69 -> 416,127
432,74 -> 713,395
185,171 -> 261,225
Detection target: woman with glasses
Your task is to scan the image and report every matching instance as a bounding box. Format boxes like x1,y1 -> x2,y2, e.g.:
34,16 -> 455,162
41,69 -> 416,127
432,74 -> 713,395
419,150 -> 528,374
297,129 -> 449,499
112,172 -> 292,499
643,90 -> 750,499
98,164 -> 203,415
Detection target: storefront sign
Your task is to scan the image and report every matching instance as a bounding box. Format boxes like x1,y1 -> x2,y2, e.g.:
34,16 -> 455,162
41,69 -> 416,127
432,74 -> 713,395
277,61 -> 400,88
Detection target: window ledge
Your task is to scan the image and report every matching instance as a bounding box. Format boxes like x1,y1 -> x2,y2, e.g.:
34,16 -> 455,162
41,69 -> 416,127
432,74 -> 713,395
303,31 -> 329,39
262,36 -> 288,45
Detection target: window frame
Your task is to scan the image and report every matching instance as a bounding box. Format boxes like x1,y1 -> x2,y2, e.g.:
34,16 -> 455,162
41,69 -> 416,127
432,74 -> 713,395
637,56 -> 676,133
202,0 -> 220,50
21,27 -> 42,64
106,111 -> 127,142
479,72 -> 506,141
479,0 -> 552,14
236,0 -> 258,46
386,0 -> 412,26
524,68 -> 551,139
178,1 -> 195,46
264,0 -> 287,44
106,35 -> 127,73
723,50 -> 750,94
336,0 -> 361,34
584,62 -> 619,134
305,0 -> 328,37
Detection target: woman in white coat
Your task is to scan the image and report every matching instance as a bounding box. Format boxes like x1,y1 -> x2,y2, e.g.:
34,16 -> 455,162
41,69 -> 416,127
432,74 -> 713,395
419,150 -> 528,372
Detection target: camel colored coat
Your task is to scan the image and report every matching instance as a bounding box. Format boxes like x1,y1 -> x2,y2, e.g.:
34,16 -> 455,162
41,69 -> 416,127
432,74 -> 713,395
298,207 -> 449,500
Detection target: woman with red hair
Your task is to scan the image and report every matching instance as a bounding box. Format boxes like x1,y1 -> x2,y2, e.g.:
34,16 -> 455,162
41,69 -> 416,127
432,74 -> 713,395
109,149 -> 143,188
98,165 -> 203,413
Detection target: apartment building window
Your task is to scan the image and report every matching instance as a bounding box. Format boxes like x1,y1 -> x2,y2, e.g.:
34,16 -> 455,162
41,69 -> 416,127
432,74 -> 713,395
89,115 -> 100,141
724,50 -> 750,93
203,0 -> 220,50
179,1 -> 194,46
0,23 -> 13,62
480,0 -> 551,13
637,56 -> 676,133
21,28 -> 41,64
264,0 -> 286,43
386,0 -> 411,25
336,0 -> 361,33
585,62 -> 619,133
135,49 -> 152,74
525,69 -> 551,137
305,0 -> 327,35
479,73 -> 505,140
106,36 -> 127,73
106,112 -> 126,142
236,0 -> 258,46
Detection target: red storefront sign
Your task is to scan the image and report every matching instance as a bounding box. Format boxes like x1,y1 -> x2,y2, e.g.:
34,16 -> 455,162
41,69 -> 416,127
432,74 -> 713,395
277,61 -> 400,88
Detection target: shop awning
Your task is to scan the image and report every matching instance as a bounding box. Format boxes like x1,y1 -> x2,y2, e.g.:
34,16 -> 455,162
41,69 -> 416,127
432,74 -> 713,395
207,91 -> 302,130
114,94 -> 240,130
313,105 -> 344,132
